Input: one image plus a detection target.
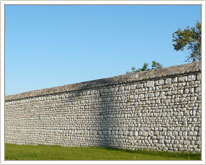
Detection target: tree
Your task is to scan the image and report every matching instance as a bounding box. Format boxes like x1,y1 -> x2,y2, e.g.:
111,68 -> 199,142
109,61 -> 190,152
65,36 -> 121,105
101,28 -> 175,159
172,21 -> 201,62
139,63 -> 149,72
126,61 -> 162,74
151,61 -> 162,69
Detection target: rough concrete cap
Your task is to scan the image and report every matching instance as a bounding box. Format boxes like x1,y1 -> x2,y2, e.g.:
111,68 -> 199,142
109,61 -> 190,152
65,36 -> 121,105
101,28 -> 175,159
5,62 -> 201,101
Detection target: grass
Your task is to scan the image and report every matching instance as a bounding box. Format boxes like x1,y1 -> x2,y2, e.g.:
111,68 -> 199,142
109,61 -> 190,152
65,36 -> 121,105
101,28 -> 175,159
5,143 -> 201,160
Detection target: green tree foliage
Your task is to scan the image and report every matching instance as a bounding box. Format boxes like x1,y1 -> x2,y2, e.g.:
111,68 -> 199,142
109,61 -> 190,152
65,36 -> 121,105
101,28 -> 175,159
139,63 -> 149,72
151,61 -> 163,69
172,21 -> 201,62
126,61 -> 162,74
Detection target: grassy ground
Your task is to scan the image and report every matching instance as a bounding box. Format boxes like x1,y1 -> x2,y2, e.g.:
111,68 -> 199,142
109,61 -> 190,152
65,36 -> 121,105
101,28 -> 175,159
5,144 -> 201,160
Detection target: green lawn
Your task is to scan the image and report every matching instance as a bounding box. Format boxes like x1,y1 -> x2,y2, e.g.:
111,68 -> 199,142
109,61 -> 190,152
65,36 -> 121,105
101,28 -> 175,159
5,144 -> 201,160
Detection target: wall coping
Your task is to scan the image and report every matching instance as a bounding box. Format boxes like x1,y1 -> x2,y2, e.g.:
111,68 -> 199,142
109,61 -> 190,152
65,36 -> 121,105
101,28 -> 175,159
5,62 -> 201,101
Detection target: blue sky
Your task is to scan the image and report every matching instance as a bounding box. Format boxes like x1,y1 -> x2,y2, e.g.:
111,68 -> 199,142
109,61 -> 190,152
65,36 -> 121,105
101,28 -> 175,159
5,5 -> 201,95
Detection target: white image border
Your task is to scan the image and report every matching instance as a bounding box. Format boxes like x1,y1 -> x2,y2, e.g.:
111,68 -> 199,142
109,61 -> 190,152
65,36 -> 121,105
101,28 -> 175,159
0,0 -> 205,165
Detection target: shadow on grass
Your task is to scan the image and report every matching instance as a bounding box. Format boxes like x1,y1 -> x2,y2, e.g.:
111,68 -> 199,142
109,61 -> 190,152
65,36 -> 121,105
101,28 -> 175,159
99,146 -> 201,160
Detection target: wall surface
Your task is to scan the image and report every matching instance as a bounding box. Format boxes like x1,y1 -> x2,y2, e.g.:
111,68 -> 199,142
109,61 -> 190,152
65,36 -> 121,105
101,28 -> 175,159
5,62 -> 201,152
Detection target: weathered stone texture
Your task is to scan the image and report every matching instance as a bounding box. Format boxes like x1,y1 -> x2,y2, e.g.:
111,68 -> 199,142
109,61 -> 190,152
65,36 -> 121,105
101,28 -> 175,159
5,62 -> 201,152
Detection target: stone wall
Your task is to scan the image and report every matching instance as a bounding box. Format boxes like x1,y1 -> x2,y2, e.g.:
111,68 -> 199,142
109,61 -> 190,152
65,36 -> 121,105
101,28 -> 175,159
5,62 -> 201,152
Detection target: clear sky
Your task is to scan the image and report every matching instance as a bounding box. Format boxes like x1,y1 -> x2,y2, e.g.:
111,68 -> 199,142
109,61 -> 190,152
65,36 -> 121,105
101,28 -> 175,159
5,5 -> 201,95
